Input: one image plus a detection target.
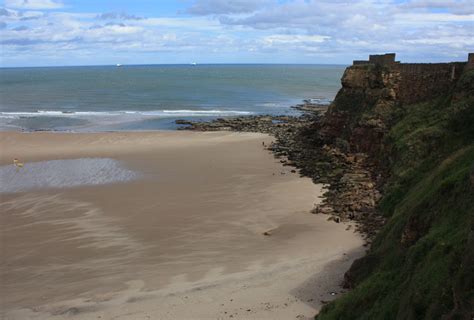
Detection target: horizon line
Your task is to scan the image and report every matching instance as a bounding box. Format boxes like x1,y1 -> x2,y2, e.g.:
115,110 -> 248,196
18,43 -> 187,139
0,62 -> 349,69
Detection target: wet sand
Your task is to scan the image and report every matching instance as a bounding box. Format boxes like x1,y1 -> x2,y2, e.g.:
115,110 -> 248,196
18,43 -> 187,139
0,131 -> 364,319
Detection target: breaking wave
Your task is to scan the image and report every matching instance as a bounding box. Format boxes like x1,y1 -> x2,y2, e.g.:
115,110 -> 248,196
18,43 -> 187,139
0,109 -> 254,119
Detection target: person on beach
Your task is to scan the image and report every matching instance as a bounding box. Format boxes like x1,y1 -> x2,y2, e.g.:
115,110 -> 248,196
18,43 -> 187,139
13,158 -> 24,171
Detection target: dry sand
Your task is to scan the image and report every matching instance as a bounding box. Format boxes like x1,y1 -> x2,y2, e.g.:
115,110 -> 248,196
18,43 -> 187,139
0,131 -> 364,320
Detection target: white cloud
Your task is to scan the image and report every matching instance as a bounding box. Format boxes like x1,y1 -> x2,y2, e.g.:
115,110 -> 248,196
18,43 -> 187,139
0,0 -> 473,66
5,0 -> 63,10
401,0 -> 474,15
96,12 -> 145,20
394,12 -> 474,23
263,34 -> 329,45
186,0 -> 272,15
403,36 -> 474,47
140,17 -> 221,30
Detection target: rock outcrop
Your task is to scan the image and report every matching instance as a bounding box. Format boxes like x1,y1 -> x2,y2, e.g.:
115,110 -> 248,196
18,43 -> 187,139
316,54 -> 474,319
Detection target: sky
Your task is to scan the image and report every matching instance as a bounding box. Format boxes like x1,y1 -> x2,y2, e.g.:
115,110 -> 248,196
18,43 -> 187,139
0,0 -> 473,67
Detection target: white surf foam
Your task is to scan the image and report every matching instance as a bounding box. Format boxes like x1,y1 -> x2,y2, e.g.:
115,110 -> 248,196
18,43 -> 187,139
0,158 -> 140,193
307,97 -> 333,105
0,109 -> 253,119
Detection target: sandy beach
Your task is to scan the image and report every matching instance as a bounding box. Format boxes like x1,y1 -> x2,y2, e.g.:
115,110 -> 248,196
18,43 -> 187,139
0,131 -> 363,320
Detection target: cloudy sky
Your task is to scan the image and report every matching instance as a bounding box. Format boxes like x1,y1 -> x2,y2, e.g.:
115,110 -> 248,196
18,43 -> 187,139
0,0 -> 473,67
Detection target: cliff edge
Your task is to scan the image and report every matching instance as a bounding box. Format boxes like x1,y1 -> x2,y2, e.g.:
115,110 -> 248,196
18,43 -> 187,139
316,54 -> 474,319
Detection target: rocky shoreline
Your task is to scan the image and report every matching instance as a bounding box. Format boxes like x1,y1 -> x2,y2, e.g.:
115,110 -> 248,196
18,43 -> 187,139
177,101 -> 385,244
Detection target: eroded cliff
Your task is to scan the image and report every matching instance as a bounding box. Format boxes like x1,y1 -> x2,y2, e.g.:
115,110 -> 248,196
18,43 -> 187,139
316,54 -> 474,319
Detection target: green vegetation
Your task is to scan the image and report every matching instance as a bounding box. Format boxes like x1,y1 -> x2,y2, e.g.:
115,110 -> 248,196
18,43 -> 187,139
316,70 -> 474,319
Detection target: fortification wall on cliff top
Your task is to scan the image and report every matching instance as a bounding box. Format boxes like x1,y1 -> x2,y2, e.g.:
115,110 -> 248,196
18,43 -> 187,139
351,53 -> 472,105
396,62 -> 466,104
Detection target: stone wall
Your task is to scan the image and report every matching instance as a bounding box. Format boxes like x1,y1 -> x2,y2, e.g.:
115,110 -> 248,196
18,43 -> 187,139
353,60 -> 369,65
350,53 -> 472,105
352,53 -> 398,66
395,62 -> 466,105
369,53 -> 397,66
466,53 -> 474,70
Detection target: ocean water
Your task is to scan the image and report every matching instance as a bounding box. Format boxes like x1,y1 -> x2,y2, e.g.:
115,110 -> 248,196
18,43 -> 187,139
0,64 -> 344,131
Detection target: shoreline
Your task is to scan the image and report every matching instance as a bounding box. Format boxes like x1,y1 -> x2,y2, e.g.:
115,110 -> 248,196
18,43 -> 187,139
0,130 -> 363,320
176,104 -> 383,241
0,99 -> 330,134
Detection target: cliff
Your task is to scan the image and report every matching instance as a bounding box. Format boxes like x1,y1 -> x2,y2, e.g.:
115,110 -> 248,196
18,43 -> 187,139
320,53 -> 472,158
316,54 -> 474,319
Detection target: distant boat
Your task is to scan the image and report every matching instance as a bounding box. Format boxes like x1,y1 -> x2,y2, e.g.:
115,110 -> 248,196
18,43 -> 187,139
190,62 -> 197,66
116,64 -> 122,67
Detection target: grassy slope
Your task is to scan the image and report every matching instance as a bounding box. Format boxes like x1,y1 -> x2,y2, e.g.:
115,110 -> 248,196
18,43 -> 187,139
316,70 -> 474,319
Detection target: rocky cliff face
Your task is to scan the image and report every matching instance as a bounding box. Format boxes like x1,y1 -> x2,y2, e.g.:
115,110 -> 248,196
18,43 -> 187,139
316,57 -> 474,319
321,57 -> 471,168
320,64 -> 401,164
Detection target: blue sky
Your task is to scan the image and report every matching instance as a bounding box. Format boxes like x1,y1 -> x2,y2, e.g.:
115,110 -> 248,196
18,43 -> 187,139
0,0 -> 473,67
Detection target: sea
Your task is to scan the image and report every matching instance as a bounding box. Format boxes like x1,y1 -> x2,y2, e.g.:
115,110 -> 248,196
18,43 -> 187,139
0,64 -> 345,131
